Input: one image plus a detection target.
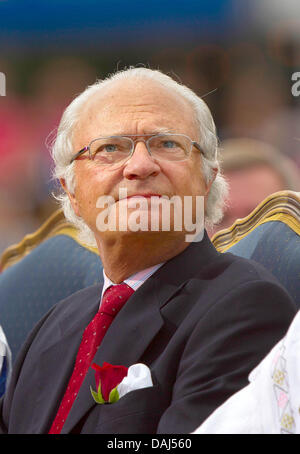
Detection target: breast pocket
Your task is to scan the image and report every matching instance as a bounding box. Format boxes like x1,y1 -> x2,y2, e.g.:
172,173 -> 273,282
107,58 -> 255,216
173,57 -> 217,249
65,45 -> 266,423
82,384 -> 169,434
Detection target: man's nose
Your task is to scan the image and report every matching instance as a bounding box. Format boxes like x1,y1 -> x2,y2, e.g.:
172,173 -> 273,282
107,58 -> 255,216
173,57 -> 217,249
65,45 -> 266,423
123,141 -> 161,180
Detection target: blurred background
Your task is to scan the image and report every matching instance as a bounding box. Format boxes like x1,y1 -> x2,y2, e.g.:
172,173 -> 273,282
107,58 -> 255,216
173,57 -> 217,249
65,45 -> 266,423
0,0 -> 299,254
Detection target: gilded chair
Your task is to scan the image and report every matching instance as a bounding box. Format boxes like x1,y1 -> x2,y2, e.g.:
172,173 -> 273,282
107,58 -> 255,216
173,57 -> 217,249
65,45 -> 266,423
0,190 -> 299,368
212,190 -> 300,307
0,210 -> 103,366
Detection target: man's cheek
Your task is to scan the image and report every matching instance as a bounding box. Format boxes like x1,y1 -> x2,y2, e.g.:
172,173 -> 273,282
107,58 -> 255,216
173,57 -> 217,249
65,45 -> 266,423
76,192 -> 97,224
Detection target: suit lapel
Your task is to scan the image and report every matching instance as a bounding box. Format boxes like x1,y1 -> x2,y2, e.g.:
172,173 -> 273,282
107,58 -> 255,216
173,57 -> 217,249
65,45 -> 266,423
62,277 -> 164,433
34,286 -> 102,434
61,233 -> 219,433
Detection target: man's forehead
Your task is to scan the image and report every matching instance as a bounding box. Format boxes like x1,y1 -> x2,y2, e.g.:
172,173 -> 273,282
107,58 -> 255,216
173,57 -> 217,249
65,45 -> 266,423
73,78 -> 198,146
79,78 -> 192,120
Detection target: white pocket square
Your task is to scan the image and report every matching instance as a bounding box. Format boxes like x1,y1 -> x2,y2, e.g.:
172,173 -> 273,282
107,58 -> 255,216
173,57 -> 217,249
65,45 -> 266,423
117,363 -> 153,399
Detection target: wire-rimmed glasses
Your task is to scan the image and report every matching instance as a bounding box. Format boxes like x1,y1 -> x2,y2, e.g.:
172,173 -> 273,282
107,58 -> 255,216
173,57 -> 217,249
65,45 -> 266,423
70,133 -> 204,166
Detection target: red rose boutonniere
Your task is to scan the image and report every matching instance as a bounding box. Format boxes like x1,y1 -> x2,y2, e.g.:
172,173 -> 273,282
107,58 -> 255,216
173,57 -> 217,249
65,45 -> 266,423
90,362 -> 153,404
90,362 -> 128,404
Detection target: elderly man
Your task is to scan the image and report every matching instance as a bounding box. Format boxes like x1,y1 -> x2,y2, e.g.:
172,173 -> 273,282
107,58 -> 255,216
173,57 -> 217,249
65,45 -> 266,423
0,68 -> 296,434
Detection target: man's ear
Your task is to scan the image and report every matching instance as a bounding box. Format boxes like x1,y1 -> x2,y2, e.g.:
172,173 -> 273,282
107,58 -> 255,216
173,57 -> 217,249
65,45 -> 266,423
205,167 -> 218,196
59,178 -> 81,217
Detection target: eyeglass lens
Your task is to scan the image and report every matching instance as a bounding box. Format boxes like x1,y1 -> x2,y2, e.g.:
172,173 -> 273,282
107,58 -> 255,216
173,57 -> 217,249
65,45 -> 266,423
89,135 -> 191,165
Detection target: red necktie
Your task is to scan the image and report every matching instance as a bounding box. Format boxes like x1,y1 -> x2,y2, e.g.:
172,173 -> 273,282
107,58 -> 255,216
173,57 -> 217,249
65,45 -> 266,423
49,283 -> 134,434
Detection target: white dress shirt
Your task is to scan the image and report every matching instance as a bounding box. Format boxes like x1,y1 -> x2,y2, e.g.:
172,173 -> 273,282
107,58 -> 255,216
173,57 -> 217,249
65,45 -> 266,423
100,262 -> 164,305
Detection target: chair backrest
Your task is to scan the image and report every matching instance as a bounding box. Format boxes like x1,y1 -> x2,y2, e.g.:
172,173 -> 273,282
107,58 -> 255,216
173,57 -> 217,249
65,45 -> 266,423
212,190 -> 300,307
0,210 -> 103,363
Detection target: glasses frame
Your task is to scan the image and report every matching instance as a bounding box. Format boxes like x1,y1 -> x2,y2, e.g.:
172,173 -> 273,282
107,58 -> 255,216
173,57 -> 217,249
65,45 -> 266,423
69,133 -> 204,165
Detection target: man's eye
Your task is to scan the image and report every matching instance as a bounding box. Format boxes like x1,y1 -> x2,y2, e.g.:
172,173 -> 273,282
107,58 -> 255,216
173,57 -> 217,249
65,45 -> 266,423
103,144 -> 117,153
162,140 -> 177,148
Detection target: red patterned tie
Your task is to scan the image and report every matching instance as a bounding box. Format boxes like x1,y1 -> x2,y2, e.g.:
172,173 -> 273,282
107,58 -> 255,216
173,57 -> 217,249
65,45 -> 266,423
49,283 -> 134,434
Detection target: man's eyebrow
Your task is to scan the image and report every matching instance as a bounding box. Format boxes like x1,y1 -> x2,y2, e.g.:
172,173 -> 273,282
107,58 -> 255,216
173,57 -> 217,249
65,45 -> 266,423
153,128 -> 177,134
97,128 -> 177,137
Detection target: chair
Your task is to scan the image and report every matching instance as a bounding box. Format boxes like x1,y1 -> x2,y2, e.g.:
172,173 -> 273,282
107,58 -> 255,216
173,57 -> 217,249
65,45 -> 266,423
0,210 -> 103,365
211,190 -> 300,307
0,190 -> 299,367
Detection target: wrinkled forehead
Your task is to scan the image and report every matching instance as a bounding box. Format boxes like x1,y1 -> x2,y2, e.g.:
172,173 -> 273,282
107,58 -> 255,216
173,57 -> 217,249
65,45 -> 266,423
75,78 -> 197,139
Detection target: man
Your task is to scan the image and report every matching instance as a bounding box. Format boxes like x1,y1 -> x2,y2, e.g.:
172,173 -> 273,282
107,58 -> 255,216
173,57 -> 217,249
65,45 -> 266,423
211,138 -> 300,234
0,67 -> 296,434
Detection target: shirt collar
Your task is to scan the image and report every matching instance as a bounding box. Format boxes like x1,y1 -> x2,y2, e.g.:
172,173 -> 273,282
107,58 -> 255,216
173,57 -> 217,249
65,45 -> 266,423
100,262 -> 164,305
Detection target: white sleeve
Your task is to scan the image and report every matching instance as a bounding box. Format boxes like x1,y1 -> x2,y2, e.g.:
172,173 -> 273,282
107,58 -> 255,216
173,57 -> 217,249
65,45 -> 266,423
0,326 -> 12,390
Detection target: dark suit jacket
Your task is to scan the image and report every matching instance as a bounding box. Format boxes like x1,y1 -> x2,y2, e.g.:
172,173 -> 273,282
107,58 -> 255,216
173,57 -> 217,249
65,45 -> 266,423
0,233 -> 296,434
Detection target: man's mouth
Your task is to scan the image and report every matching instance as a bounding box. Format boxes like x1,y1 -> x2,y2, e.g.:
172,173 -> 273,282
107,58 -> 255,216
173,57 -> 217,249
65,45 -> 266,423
127,193 -> 162,199
118,192 -> 162,201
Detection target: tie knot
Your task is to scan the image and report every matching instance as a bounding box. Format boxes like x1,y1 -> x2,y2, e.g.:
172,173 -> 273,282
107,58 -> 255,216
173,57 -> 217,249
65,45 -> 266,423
101,283 -> 134,316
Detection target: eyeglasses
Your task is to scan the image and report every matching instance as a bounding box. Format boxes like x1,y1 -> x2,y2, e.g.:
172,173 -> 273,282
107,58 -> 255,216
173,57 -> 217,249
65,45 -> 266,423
70,133 -> 204,166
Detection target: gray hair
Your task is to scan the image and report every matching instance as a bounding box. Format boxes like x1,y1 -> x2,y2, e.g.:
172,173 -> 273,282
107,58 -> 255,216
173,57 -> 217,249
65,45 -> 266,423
50,67 -> 228,246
